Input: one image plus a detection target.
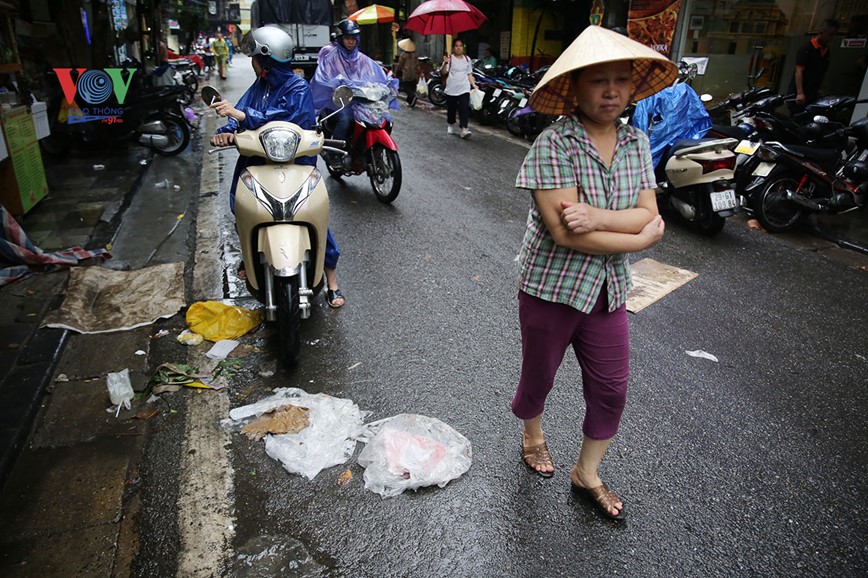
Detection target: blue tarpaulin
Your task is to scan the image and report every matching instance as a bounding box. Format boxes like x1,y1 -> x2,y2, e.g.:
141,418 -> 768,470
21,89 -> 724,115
632,83 -> 712,167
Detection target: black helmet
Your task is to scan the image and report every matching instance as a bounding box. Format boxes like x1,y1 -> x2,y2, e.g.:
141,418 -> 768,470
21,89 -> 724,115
336,19 -> 361,38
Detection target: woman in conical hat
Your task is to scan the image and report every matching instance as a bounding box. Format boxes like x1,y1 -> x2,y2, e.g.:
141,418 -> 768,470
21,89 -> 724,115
511,26 -> 676,521
395,38 -> 420,107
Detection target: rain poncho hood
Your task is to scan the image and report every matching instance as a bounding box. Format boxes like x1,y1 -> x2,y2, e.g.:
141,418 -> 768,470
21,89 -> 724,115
311,38 -> 399,125
631,83 -> 712,167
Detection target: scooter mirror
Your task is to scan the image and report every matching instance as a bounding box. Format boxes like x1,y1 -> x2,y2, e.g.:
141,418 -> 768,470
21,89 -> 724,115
700,93 -> 713,102
202,86 -> 222,106
332,86 -> 353,108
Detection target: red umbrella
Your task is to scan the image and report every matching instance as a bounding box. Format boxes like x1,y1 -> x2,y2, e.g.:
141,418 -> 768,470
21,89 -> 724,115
405,0 -> 487,35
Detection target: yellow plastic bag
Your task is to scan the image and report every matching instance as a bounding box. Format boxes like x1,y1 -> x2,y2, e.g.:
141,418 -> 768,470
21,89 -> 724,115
185,301 -> 263,342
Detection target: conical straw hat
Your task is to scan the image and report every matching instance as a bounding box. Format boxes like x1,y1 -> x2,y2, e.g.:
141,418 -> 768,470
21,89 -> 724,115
530,26 -> 678,115
397,38 -> 416,52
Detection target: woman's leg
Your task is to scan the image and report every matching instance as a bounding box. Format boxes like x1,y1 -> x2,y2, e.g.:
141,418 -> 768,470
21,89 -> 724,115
446,95 -> 457,127
569,291 -> 629,516
324,230 -> 344,307
513,292 -> 580,474
457,92 -> 470,128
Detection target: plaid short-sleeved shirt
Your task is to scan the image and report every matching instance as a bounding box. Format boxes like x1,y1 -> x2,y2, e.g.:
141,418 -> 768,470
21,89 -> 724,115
515,115 -> 656,313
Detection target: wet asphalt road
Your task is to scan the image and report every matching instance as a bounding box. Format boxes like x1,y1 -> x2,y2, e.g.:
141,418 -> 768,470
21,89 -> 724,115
136,58 -> 868,577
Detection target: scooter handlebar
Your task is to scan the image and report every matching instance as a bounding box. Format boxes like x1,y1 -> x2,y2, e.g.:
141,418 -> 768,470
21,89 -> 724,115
323,139 -> 346,149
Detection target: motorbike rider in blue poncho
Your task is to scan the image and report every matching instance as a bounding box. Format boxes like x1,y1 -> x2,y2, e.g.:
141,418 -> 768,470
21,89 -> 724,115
310,19 -> 399,146
210,25 -> 345,308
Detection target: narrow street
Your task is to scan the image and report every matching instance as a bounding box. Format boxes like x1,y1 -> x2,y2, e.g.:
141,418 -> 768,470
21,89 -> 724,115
1,54 -> 867,577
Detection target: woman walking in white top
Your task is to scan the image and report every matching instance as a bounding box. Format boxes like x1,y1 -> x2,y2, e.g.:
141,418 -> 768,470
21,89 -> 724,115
441,38 -> 478,138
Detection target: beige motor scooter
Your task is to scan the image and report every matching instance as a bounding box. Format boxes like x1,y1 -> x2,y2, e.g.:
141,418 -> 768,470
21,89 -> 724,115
204,86 -> 350,365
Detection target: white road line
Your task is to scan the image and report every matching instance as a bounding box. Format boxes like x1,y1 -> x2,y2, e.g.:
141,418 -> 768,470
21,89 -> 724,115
177,112 -> 236,577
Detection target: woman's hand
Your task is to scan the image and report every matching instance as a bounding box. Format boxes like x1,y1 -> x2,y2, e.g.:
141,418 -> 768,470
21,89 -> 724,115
639,215 -> 665,247
210,133 -> 236,147
210,99 -> 245,122
560,201 -> 599,234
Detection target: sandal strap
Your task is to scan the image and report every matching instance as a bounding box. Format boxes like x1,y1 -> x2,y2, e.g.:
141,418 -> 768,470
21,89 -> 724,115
586,483 -> 622,511
522,442 -> 553,468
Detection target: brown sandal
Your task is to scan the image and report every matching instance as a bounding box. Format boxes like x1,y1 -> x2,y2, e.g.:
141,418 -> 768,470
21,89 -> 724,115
521,442 -> 555,478
571,482 -> 626,521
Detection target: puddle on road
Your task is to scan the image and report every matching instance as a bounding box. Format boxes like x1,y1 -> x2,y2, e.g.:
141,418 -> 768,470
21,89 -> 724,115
234,535 -> 327,577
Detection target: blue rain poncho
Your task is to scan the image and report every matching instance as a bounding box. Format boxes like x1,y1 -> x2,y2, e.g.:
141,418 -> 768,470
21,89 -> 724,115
310,37 -> 399,125
631,83 -> 712,167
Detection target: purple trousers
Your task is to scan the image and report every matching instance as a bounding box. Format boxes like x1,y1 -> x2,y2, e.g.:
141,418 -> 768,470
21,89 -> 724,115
512,289 -> 630,440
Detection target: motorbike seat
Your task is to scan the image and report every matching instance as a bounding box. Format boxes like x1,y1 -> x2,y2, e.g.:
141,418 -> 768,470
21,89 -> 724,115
710,125 -> 750,140
774,143 -> 841,167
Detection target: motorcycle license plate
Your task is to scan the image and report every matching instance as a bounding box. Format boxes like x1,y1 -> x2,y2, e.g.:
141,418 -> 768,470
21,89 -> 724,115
519,98 -> 527,108
735,140 -> 760,155
711,189 -> 737,211
492,89 -> 502,97
752,162 -> 775,177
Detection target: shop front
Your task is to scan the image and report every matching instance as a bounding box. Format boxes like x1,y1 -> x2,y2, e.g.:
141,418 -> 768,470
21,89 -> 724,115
669,0 -> 868,108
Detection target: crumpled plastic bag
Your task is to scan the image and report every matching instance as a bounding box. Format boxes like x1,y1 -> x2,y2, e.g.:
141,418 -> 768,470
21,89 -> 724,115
227,388 -> 368,480
185,301 -> 262,342
106,368 -> 134,414
357,414 -> 472,498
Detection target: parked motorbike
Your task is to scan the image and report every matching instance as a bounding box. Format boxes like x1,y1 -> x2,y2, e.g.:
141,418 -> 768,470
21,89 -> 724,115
205,85 -> 350,365
740,117 -> 868,232
319,84 -> 402,203
634,83 -> 740,235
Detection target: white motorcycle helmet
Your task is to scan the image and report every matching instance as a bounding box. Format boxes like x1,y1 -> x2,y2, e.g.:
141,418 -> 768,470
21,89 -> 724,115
241,25 -> 294,63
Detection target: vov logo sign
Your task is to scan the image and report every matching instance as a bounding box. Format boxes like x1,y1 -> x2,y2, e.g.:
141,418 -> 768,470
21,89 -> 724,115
53,68 -> 137,124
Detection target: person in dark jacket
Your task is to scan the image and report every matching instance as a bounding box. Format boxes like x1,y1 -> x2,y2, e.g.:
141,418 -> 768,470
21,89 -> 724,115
788,19 -> 839,109
210,26 -> 345,307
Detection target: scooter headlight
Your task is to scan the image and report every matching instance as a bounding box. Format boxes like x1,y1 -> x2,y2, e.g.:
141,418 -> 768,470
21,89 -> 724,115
260,128 -> 300,163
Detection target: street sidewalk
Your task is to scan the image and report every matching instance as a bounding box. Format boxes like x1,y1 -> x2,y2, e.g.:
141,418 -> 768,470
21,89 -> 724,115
0,145 -> 152,486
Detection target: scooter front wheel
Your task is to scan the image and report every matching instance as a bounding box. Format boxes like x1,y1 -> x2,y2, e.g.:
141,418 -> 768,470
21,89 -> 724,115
369,145 -> 402,204
275,275 -> 302,367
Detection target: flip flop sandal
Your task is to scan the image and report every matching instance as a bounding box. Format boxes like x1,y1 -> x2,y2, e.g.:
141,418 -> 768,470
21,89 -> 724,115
521,442 -> 554,478
326,289 -> 345,308
571,482 -> 626,521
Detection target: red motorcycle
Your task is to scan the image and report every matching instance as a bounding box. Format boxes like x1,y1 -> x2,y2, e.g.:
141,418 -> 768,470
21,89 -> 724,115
320,86 -> 402,204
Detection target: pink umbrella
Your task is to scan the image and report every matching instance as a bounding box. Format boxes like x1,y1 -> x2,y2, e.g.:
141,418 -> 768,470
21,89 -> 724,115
405,0 -> 487,35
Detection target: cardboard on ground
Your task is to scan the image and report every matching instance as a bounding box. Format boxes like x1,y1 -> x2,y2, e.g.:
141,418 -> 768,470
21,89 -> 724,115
627,258 -> 698,313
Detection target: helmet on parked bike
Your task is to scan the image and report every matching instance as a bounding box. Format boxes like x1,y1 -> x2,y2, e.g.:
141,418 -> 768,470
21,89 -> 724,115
241,26 -> 294,63
336,19 -> 361,38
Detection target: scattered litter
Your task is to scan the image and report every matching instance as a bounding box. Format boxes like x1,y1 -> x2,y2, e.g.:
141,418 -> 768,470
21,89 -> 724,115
107,368 -> 134,416
686,350 -> 719,362
93,164 -> 105,170
183,107 -> 197,123
241,404 -> 310,441
154,178 -> 170,189
258,359 -> 277,378
139,159 -> 149,166
347,362 -> 362,370
228,388 -> 368,480
186,301 -> 263,341
746,219 -> 765,232
206,339 -> 240,360
357,414 -> 472,498
55,374 -> 69,383
307,339 -> 321,346
153,329 -> 170,339
337,469 -> 353,487
228,344 -> 259,358
134,349 -> 146,356
147,394 -> 160,404
177,329 -> 204,346
148,362 -> 215,392
856,354 -> 867,362
132,408 -> 160,420
173,185 -> 181,191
